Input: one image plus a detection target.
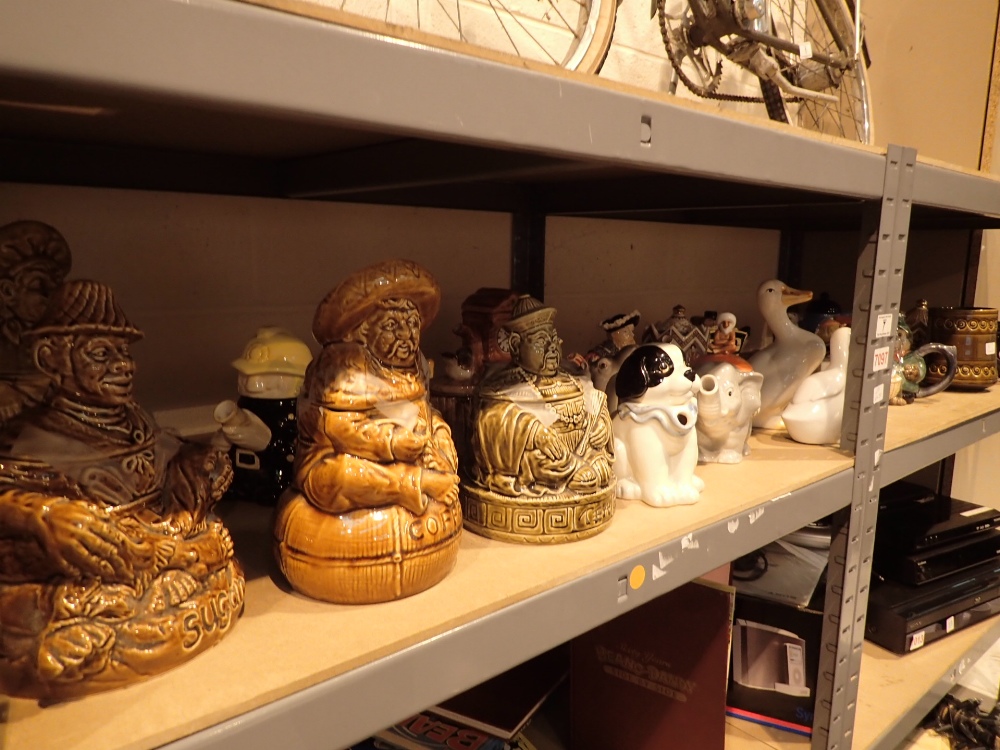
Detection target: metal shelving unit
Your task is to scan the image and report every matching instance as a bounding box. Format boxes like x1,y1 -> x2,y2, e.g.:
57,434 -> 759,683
3,1 -> 1000,749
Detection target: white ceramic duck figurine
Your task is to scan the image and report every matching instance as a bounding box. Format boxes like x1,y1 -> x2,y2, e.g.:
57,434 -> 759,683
747,279 -> 827,429
782,326 -> 851,444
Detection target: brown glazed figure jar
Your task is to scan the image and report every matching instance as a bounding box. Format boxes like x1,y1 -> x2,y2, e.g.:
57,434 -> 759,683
461,295 -> 616,544
0,280 -> 244,702
274,260 -> 462,604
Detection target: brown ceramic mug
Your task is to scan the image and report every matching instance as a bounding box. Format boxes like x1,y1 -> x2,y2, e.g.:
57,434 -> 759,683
925,306 -> 999,390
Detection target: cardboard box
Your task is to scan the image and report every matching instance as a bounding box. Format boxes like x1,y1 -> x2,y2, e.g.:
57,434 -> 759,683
570,579 -> 735,750
725,594 -> 823,737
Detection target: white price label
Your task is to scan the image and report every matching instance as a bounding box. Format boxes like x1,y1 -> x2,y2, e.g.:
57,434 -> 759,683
798,41 -> 814,59
872,346 -> 890,371
946,616 -> 956,633
910,630 -> 926,651
873,383 -> 885,403
876,313 -> 894,338
988,341 -> 996,356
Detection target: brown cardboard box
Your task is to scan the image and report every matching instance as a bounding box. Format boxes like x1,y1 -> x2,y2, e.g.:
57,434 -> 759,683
570,579 -> 735,750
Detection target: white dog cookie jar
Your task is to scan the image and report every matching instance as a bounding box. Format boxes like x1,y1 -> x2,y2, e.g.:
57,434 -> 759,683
612,343 -> 705,507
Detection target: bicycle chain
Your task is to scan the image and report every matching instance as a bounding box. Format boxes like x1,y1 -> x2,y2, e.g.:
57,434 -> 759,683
656,0 -> 765,104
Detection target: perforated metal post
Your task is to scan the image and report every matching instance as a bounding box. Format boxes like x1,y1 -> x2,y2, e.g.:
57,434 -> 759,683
812,145 -> 916,749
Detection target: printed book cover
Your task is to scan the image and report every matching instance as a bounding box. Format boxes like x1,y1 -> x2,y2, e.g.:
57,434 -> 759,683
570,578 -> 736,750
431,646 -> 568,740
374,710 -> 509,750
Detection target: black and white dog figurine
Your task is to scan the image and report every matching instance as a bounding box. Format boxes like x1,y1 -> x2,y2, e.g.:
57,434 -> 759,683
613,343 -> 705,507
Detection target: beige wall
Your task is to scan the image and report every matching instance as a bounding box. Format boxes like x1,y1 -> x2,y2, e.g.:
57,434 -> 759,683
865,0 -> 997,169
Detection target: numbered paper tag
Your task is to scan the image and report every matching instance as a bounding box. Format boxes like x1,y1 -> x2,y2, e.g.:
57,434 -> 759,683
910,630 -> 926,651
876,313 -> 894,338
873,383 -> 885,403
946,616 -> 956,633
988,341 -> 996,356
872,346 -> 890,371
798,41 -> 814,59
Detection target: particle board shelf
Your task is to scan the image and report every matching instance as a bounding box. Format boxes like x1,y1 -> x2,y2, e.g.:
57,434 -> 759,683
883,387 -> 1000,484
854,615 -> 1000,750
3,436 -> 852,750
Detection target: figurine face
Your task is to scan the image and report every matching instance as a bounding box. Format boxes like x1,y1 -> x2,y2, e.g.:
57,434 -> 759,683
37,333 -> 135,406
517,325 -> 562,376
363,299 -> 421,368
237,372 -> 305,399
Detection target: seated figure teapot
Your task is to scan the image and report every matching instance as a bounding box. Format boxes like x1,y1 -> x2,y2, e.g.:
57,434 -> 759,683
889,320 -> 957,405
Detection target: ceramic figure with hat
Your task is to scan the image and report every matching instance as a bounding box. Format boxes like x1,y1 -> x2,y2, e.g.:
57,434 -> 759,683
461,295 -> 616,543
0,279 -> 244,701
580,309 -> 640,396
274,259 -> 462,603
0,220 -> 72,424
214,327 -> 313,505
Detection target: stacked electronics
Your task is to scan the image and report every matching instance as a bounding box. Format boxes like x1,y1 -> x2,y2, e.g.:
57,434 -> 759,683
866,480 -> 1000,654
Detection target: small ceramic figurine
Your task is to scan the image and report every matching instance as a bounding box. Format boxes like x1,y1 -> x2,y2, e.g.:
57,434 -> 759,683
747,279 -> 827,429
430,287 -> 518,469
582,310 -> 640,394
613,343 -> 704,506
889,320 -> 957,405
694,359 -> 763,463
274,260 -> 462,603
0,220 -> 72,424
0,279 -> 244,701
462,295 -> 616,543
782,326 -> 851,444
709,312 -> 740,355
214,327 -> 312,505
646,304 -> 713,365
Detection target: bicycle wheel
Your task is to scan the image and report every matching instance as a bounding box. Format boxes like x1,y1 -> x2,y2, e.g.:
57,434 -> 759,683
243,0 -> 617,74
770,0 -> 873,144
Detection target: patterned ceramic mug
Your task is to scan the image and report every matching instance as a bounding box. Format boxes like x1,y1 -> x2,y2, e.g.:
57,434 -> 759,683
925,306 -> 999,390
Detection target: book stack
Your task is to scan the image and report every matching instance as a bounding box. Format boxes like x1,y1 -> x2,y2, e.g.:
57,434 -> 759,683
355,646 -> 569,750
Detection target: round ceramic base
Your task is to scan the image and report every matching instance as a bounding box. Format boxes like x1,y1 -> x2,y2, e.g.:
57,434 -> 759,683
275,491 -> 463,604
460,482 -> 616,544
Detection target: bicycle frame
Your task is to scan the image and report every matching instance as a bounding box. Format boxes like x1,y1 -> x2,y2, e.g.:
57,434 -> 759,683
684,0 -> 853,102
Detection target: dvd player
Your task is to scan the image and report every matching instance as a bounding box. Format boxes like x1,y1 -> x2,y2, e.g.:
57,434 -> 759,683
876,527 -> 1000,585
866,558 -> 1000,654
877,481 -> 1000,553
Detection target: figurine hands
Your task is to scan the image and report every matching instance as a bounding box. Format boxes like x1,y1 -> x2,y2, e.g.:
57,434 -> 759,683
391,428 -> 427,463
536,429 -> 569,462
36,499 -> 134,581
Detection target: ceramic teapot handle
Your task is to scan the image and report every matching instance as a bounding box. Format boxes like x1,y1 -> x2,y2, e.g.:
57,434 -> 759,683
915,343 -> 958,398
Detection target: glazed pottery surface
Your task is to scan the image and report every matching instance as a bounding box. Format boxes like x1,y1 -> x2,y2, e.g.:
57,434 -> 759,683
747,279 -> 827,429
217,327 -> 313,505
889,320 -> 957,405
274,259 -> 462,602
695,359 -> 763,462
925,306 -> 998,390
0,279 -> 243,702
782,326 -> 850,444
613,343 -> 705,506
461,295 -> 616,542
0,220 -> 72,426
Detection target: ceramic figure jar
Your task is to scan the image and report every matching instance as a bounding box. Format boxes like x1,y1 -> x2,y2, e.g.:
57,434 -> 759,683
274,260 -> 462,603
215,327 -> 313,505
0,220 -> 72,425
461,295 -> 616,542
0,280 -> 244,701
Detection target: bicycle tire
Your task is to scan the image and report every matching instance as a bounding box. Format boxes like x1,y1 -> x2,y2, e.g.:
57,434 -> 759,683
238,0 -> 617,75
772,0 -> 873,144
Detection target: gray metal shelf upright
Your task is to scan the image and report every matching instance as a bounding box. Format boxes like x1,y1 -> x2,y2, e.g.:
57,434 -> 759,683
3,2 -> 1000,749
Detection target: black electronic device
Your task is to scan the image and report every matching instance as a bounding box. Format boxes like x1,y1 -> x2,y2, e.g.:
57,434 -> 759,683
866,558 -> 1000,654
877,527 -> 1000,586
877,481 -> 1000,553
